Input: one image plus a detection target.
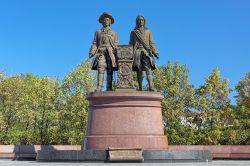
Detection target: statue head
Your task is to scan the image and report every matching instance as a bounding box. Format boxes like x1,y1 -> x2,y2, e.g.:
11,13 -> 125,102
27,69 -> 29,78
99,12 -> 114,27
135,15 -> 147,29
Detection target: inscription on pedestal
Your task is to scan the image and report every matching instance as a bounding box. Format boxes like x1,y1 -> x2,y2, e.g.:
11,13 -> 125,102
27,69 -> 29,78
108,148 -> 143,161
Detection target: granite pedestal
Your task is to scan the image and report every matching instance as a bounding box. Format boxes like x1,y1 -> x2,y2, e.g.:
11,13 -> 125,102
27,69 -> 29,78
84,91 -> 168,150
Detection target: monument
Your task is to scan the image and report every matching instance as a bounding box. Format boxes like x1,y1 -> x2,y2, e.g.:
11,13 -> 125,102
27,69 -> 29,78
37,12 -> 211,162
85,13 -> 168,152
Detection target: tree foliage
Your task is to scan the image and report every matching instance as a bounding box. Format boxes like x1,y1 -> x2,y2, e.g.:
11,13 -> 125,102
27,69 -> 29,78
0,74 -> 58,144
58,59 -> 96,144
234,72 -> 250,144
154,61 -> 197,144
0,60 -> 96,145
195,68 -> 234,145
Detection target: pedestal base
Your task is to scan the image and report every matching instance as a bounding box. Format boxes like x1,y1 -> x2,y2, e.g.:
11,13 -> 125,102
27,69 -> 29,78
85,135 -> 168,150
84,91 -> 168,150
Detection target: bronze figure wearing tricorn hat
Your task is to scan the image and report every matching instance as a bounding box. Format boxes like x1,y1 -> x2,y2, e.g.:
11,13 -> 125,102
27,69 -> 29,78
89,12 -> 118,92
98,12 -> 114,24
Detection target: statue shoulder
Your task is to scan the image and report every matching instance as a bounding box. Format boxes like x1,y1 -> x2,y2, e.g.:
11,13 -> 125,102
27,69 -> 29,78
109,28 -> 118,37
109,28 -> 117,33
93,30 -> 101,37
145,28 -> 151,34
96,29 -> 102,33
130,30 -> 136,34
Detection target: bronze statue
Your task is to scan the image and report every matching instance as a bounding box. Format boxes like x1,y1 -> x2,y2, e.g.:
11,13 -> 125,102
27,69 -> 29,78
89,12 -> 118,92
129,15 -> 159,91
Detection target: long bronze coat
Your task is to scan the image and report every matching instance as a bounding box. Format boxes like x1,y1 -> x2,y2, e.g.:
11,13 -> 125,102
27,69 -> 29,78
129,28 -> 158,70
89,27 -> 118,70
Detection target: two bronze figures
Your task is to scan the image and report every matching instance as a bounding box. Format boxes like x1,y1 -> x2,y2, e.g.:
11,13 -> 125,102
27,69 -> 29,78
89,12 -> 160,92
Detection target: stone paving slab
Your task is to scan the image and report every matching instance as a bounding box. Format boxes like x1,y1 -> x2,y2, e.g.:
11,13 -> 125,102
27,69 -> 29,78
0,160 -> 250,166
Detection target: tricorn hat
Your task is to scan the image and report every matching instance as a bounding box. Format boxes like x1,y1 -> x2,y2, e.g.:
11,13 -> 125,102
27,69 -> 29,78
98,12 -> 114,24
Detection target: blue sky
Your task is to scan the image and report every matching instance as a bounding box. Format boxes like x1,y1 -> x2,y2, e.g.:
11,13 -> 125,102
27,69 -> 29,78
0,0 -> 249,103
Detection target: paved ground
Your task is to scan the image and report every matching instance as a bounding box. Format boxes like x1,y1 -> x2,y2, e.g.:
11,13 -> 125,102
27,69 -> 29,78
0,160 -> 250,166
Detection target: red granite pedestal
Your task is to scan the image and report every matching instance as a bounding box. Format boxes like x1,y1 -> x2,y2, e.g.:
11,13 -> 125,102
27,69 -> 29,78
84,91 -> 168,150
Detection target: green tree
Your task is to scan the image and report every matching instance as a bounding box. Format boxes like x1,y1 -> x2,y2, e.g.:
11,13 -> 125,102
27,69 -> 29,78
0,75 -> 24,144
233,72 -> 250,144
0,60 -> 96,145
235,72 -> 250,119
195,68 -> 233,145
62,59 -> 96,96
154,61 -> 197,144
58,59 -> 96,144
0,74 -> 59,144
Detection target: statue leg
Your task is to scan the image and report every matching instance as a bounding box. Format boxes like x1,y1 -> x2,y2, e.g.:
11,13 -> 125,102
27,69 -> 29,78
96,55 -> 106,92
106,52 -> 113,91
106,69 -> 113,91
145,66 -> 156,92
137,70 -> 143,91
96,70 -> 104,92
